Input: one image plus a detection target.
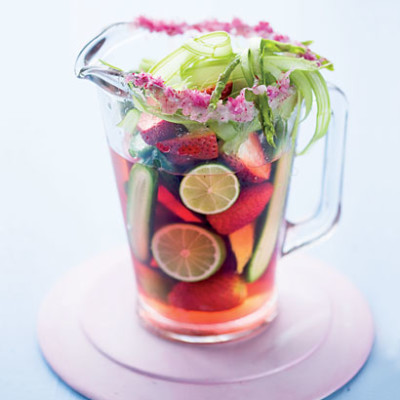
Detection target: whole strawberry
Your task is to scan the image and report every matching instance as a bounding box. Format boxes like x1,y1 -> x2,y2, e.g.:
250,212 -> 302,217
207,182 -> 274,235
168,273 -> 247,311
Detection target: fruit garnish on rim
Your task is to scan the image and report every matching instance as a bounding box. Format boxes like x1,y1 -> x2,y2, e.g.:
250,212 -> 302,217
119,16 -> 333,160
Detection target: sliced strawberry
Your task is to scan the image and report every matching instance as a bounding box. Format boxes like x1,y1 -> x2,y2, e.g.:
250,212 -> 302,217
157,185 -> 202,223
204,81 -> 233,100
207,182 -> 274,235
168,273 -> 247,311
137,113 -> 188,145
156,131 -> 218,160
223,133 -> 271,183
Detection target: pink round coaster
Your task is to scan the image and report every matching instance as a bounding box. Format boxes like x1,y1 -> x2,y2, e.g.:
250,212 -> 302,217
38,247 -> 374,400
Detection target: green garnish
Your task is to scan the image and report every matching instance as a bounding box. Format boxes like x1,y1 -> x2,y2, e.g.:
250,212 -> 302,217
260,39 -> 306,55
150,31 -> 234,88
139,58 -> 156,72
99,59 -> 123,71
124,29 -> 333,156
209,55 -> 241,109
117,108 -> 141,133
254,93 -> 276,147
298,70 -> 331,154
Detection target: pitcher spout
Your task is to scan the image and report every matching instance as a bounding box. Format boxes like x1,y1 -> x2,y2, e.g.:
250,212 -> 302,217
76,65 -> 129,98
75,22 -> 134,98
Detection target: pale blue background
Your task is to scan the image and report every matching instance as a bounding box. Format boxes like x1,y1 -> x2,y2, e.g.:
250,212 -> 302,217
1,0 -> 399,399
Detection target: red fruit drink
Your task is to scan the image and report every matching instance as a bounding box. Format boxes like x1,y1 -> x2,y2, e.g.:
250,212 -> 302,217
110,113 -> 293,341
79,17 -> 334,342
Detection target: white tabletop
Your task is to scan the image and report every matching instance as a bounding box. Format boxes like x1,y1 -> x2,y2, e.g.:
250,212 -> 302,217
1,0 -> 399,398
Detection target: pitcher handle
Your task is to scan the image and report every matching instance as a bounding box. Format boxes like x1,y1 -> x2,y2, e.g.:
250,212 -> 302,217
282,84 -> 348,256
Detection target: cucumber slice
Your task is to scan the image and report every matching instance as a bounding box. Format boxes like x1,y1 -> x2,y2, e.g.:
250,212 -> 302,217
126,164 -> 158,262
246,152 -> 293,282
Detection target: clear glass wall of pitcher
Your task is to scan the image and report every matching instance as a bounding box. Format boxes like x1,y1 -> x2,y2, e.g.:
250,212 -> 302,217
75,22 -> 347,343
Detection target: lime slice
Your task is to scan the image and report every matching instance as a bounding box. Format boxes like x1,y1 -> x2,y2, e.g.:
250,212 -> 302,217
151,223 -> 226,282
179,164 -> 240,215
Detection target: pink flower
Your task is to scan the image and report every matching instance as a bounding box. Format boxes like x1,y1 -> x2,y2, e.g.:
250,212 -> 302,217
272,33 -> 290,43
302,48 -> 318,61
266,85 -> 280,100
249,71 -> 293,104
225,90 -> 255,122
158,87 -> 180,114
134,16 -> 157,32
133,16 -> 278,39
133,16 -> 187,35
192,19 -> 232,34
125,72 -> 165,89
126,71 -> 300,123
231,18 -> 253,38
254,21 -> 273,36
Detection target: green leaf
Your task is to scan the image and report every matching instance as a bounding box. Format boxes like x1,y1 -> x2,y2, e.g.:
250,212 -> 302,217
182,57 -> 232,88
149,47 -> 196,87
262,63 -> 282,79
244,88 -> 256,102
290,70 -> 313,121
321,60 -> 334,71
297,70 -> 331,154
260,39 -> 306,55
139,58 -> 156,72
150,32 -> 234,89
290,92 -> 304,146
264,55 -> 320,72
183,31 -> 233,58
259,40 -> 277,85
240,48 -> 255,87
99,59 -> 123,71
248,38 -> 262,79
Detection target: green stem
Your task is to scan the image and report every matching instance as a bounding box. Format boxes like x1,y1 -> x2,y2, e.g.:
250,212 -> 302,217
209,55 -> 241,109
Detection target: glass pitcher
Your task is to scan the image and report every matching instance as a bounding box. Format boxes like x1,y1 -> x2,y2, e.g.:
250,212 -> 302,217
75,22 -> 347,343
